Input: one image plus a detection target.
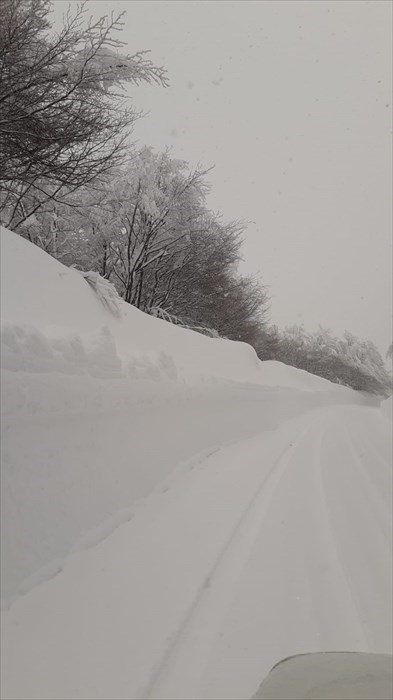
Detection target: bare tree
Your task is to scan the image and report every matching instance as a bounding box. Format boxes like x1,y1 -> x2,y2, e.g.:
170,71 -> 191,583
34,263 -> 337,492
0,0 -> 167,228
273,325 -> 392,396
53,148 -> 211,309
161,215 -> 270,342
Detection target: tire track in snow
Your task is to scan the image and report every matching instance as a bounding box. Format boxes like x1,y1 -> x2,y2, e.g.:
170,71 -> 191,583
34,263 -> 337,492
145,408 -> 390,700
301,421 -> 371,652
142,420 -> 321,700
317,418 -> 392,652
342,427 -> 392,546
193,408 -> 392,700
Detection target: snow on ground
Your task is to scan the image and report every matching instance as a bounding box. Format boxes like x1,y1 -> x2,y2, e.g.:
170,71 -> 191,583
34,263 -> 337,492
1,227 -> 368,603
2,404 -> 391,700
1,227 -> 391,699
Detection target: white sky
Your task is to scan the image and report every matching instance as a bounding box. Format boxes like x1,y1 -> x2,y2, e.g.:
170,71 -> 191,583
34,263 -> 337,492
53,0 -> 392,353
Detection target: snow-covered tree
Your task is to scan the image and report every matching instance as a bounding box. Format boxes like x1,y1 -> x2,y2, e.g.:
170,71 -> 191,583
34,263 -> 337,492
19,145 -> 271,343
25,148 -> 210,309
159,214 -> 270,342
105,148 -> 209,309
0,0 -> 167,228
274,325 -> 391,396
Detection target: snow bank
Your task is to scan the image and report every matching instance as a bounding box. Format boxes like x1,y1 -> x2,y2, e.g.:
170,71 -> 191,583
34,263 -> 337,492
257,359 -> 340,392
1,227 -> 367,603
1,226 -> 351,390
1,226 -> 257,385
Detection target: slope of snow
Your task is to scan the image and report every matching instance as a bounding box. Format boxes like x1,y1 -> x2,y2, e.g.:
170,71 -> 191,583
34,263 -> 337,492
1,227 -> 368,603
2,404 -> 391,700
257,359 -> 344,392
0,226 -> 263,385
1,226 -> 352,391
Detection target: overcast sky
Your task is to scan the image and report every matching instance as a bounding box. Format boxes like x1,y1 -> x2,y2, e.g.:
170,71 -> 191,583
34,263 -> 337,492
55,0 -> 392,353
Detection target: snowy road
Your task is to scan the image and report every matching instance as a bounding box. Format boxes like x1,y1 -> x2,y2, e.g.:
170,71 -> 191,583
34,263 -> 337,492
2,403 -> 392,700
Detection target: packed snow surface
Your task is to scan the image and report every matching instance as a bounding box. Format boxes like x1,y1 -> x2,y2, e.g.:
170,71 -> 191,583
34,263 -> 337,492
2,405 -> 391,700
1,227 -> 391,699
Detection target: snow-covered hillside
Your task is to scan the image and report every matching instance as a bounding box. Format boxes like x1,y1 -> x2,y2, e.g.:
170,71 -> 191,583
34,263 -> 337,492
1,227 -> 391,700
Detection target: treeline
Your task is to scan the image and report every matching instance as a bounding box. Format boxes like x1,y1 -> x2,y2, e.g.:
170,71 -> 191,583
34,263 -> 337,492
0,0 -> 391,397
0,0 -> 269,346
260,326 -> 392,397
15,147 -> 270,344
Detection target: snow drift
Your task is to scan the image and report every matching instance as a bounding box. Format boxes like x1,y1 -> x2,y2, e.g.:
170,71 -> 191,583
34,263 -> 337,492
1,227 -> 369,602
1,226 -> 357,390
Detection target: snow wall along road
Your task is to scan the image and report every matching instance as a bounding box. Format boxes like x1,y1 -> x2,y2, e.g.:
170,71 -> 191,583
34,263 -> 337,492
0,226 -> 374,603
